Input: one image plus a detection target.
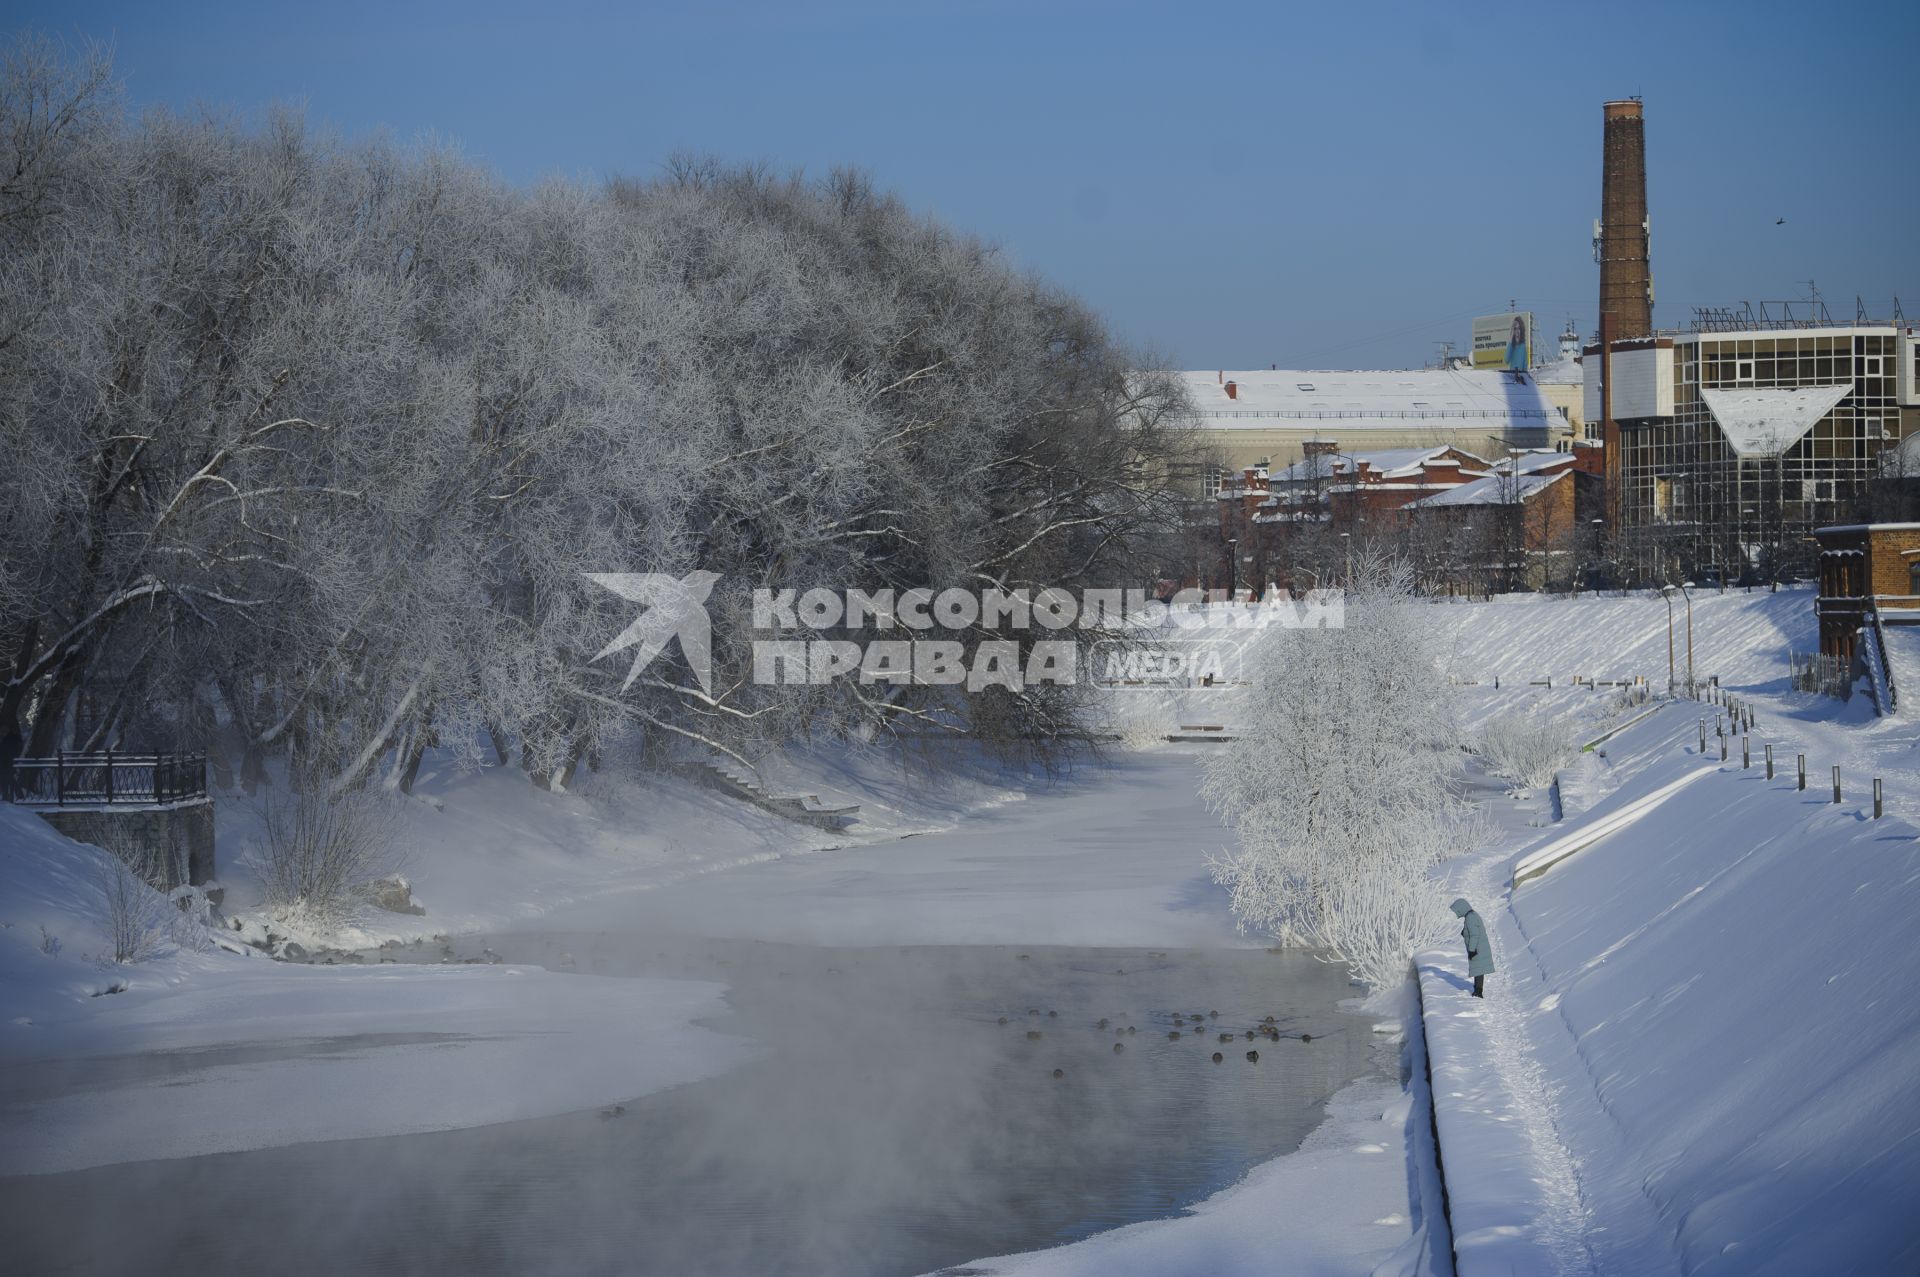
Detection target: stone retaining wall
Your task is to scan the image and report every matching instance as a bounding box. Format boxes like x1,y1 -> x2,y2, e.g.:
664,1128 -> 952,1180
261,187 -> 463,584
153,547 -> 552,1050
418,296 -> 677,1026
37,800 -> 215,891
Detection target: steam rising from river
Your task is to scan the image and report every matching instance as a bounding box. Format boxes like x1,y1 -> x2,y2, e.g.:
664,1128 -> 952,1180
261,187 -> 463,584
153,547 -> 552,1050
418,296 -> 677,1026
1,937 -> 1380,1275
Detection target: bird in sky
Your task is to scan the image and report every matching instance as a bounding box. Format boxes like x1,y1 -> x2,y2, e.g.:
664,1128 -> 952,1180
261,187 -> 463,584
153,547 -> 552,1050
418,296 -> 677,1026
1776,217 -> 1787,225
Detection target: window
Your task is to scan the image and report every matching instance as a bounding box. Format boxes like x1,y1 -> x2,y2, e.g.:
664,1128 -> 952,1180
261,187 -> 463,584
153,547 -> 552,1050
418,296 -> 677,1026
1295,383 -> 1315,392
1203,466 -> 1224,498
1908,560 -> 1920,597
1864,356 -> 1883,377
1737,359 -> 1755,382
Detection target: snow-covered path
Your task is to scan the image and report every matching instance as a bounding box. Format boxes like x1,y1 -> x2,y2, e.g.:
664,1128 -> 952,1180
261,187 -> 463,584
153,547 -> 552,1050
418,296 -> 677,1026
1452,851 -> 1597,1276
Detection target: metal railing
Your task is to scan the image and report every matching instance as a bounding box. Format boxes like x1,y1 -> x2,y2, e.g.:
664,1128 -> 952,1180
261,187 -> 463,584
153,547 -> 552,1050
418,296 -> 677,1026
3,751 -> 207,806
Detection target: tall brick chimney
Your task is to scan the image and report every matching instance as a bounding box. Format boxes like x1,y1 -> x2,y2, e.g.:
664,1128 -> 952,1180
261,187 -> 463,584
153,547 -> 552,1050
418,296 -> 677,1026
1598,99 -> 1653,340
1224,380 -> 1238,400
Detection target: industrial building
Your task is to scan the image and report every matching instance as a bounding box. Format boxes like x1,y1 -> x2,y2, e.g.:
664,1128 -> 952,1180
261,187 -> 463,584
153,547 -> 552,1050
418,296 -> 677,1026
1179,367 -> 1563,496
1588,321 -> 1919,575
1583,98 -> 1920,579
1533,323 -> 1587,440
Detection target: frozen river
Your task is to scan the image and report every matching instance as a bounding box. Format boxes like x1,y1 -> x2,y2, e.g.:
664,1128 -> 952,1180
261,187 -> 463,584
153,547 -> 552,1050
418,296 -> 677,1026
0,752 -> 1403,1274
0,933 -> 1384,1276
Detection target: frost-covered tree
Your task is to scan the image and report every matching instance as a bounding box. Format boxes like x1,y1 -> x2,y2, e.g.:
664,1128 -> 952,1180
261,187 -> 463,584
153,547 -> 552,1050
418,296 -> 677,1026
1202,556 -> 1481,987
0,39 -> 1196,801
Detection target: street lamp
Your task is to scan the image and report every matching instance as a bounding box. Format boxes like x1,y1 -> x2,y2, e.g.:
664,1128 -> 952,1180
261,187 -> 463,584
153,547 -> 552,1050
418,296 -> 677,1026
1590,518 -> 1605,595
1339,532 -> 1352,585
1678,581 -> 1694,689
1226,537 -> 1238,602
1661,585 -> 1677,692
1660,583 -> 1695,695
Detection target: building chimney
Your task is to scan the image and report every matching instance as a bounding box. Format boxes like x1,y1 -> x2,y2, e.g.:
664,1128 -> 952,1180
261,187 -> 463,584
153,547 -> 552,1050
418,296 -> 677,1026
1597,99 -> 1653,341
1224,380 -> 1238,400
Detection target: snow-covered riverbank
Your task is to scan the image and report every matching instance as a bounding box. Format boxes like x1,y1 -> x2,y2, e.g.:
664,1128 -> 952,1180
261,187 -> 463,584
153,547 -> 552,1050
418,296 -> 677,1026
1417,589 -> 1920,1276
3,745 -> 1440,1275
14,586 -> 1892,1274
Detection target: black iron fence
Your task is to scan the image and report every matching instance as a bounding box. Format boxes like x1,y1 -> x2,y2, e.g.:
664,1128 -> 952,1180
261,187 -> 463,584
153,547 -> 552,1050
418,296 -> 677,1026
3,751 -> 207,806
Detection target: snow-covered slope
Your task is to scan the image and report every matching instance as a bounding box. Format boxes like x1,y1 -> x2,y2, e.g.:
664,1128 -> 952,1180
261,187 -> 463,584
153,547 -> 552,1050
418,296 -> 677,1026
1508,704 -> 1920,1273
1419,586 -> 1814,690
209,738 -> 1040,949
0,803 -> 751,1174
1412,587 -> 1920,1275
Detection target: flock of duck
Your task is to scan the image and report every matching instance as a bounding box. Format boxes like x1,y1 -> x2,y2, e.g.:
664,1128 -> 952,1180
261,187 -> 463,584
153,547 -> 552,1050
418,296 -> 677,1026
997,1007 -> 1315,1076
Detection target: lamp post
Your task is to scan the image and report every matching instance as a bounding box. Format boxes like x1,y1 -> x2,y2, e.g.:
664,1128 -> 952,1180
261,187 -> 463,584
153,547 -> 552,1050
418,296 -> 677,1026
1660,583 -> 1695,695
1339,532 -> 1352,586
1741,507 -> 1756,589
1678,581 -> 1694,690
1588,518 -> 1606,594
1226,537 -> 1238,602
1661,585 -> 1677,693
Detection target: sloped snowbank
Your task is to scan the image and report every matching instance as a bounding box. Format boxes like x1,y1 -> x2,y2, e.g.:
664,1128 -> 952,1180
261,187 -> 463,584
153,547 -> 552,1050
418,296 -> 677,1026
1505,705 -> 1920,1274
210,737 -> 1041,950
1421,586 -> 1810,691
1419,583 -> 1920,1276
0,805 -> 752,1174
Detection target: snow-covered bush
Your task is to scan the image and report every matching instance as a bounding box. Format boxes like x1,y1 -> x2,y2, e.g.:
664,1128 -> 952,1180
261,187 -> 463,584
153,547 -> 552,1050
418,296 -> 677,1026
1475,711 -> 1582,788
1204,557 -> 1483,988
1104,691 -> 1180,750
1315,859 -> 1458,993
96,846 -> 167,964
248,782 -> 396,930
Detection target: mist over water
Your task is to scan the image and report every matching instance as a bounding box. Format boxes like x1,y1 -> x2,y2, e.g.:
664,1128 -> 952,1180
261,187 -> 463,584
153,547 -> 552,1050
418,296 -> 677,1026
1,938 -> 1382,1276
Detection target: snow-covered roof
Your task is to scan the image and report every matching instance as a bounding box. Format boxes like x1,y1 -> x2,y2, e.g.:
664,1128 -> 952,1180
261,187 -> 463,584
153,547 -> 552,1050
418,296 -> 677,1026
1410,469 -> 1569,509
1182,368 -> 1562,429
1701,383 -> 1852,459
1269,445 -> 1488,484
1489,449 -> 1577,477
1531,353 -> 1584,385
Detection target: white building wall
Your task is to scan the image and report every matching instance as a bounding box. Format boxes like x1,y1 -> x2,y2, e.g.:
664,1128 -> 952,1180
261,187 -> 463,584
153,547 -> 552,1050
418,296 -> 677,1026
1582,346 -> 1674,422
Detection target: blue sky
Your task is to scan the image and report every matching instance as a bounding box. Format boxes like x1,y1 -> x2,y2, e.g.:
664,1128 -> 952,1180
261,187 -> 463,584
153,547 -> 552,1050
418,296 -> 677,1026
12,0 -> 1917,369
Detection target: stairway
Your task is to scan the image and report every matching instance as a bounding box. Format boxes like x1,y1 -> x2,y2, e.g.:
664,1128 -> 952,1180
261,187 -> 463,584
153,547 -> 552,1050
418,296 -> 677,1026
673,760 -> 862,831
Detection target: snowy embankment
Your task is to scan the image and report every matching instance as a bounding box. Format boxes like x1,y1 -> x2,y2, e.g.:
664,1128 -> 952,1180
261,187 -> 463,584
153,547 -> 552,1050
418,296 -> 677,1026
1422,586 -> 1809,691
1414,589 -> 1920,1276
217,739 -> 1036,950
1,744 -> 1032,1176
0,804 -> 754,1175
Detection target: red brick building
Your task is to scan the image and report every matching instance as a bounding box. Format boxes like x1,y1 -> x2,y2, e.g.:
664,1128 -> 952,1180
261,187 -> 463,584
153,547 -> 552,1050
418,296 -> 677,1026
1813,523 -> 1920,664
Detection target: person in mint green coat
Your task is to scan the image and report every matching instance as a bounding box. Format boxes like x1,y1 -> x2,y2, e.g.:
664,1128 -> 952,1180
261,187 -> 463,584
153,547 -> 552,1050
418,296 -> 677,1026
1451,898 -> 1494,997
